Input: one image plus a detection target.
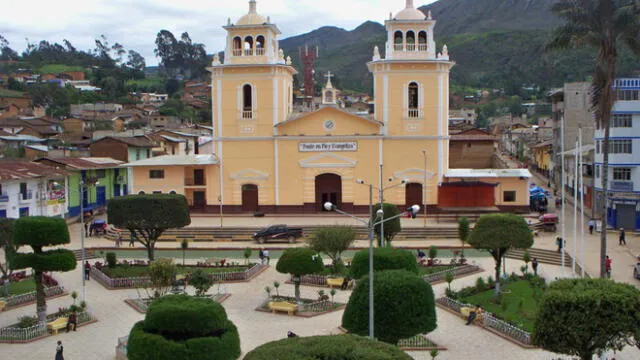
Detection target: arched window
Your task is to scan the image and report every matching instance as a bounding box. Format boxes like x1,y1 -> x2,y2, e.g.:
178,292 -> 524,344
138,191 -> 145,195
256,35 -> 265,55
406,31 -> 416,51
232,36 -> 242,56
394,31 -> 403,51
325,90 -> 334,103
243,84 -> 253,119
418,31 -> 427,51
408,82 -> 419,118
244,36 -> 254,56
169,190 -> 177,194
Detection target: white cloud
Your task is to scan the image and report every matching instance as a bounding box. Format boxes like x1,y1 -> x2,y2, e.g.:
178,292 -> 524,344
1,0 -> 437,65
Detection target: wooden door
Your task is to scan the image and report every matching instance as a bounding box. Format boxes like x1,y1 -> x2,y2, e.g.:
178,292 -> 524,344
242,184 -> 259,212
405,183 -> 423,208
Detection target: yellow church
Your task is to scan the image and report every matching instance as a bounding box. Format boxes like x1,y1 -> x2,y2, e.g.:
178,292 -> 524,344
127,0 -> 531,214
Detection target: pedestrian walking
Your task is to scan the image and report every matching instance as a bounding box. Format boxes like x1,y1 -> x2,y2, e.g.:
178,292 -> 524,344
556,237 -> 564,253
116,231 -> 122,248
258,249 -> 265,265
606,255 -> 612,278
619,228 -> 626,246
263,249 -> 270,265
55,340 -> 64,360
129,231 -> 135,247
588,219 -> 595,235
84,261 -> 91,281
532,257 -> 539,276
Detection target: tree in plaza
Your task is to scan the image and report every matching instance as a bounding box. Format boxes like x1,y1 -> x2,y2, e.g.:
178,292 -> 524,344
533,278 -> 640,360
371,203 -> 401,246
307,226 -> 356,274
243,334 -> 412,360
127,294 -> 240,360
275,248 -> 323,303
548,0 -> 640,278
350,247 -> 418,279
10,217 -> 76,321
0,218 -> 17,297
458,217 -> 470,256
342,270 -> 437,345
148,259 -> 178,298
189,269 -> 213,297
108,194 -> 191,261
467,214 -> 533,294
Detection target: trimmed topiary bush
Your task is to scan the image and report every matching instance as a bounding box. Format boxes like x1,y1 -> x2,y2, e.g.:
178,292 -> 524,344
127,294 -> 240,360
342,270 -> 437,344
243,334 -> 412,360
350,247 -> 418,279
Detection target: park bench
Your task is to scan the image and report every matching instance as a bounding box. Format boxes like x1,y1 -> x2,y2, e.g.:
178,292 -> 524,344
326,277 -> 344,288
268,301 -> 298,315
460,307 -> 485,325
47,317 -> 68,334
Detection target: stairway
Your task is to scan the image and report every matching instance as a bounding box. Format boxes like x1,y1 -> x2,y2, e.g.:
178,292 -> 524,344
72,248 -> 99,261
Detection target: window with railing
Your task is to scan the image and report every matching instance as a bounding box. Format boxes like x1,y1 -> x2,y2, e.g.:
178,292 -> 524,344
407,82 -> 420,118
406,43 -> 416,51
394,44 -> 404,51
407,109 -> 421,119
418,44 -> 428,51
255,48 -> 265,55
613,167 -> 632,181
242,84 -> 254,120
232,49 -> 242,56
612,114 -> 632,128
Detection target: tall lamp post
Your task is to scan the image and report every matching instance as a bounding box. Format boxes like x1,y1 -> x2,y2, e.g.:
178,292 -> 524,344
359,178 -> 408,246
79,178 -> 99,302
421,150 -> 428,227
324,201 -> 420,339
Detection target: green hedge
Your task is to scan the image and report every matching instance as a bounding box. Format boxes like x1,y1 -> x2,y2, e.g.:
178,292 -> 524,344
276,248 -> 324,276
11,249 -> 77,272
13,216 -> 70,247
243,334 -> 413,360
127,295 -> 240,360
342,270 -> 437,344
108,194 -> 191,230
350,247 -> 418,279
144,294 -> 229,337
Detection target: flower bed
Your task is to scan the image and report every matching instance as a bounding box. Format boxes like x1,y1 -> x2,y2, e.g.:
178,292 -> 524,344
1,285 -> 66,309
91,263 -> 266,289
0,311 -> 96,343
125,292 -> 230,314
422,264 -> 482,283
256,296 -> 345,318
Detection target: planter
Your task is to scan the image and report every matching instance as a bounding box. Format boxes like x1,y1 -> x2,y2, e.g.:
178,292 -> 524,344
256,296 -> 345,318
125,293 -> 230,314
1,286 -> 66,310
423,264 -> 482,283
0,311 -> 96,343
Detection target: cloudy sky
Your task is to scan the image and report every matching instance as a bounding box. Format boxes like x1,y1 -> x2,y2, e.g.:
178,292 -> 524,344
1,0 -> 438,66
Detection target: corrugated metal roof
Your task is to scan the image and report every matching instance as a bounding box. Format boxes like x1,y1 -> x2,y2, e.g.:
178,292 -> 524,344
125,155 -> 219,167
36,157 -> 124,170
0,161 -> 69,181
445,168 -> 532,179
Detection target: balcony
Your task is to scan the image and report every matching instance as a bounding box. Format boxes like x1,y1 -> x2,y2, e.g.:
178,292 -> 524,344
255,48 -> 265,56
418,44 -> 428,51
244,49 -> 253,56
240,110 -> 256,120
611,181 -> 633,192
19,190 -> 33,203
405,109 -> 423,120
394,44 -> 403,51
185,178 -> 206,187
406,44 -> 416,51
232,49 -> 242,56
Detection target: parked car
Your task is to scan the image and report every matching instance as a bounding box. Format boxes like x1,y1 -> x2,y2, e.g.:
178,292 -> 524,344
253,225 -> 304,244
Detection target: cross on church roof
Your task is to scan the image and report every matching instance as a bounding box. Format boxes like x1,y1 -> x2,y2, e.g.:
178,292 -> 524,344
324,71 -> 334,88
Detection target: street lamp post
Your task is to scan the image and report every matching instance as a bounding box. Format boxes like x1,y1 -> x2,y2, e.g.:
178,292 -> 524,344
361,178 -> 408,247
324,201 -> 420,339
79,179 -> 98,302
421,150 -> 428,228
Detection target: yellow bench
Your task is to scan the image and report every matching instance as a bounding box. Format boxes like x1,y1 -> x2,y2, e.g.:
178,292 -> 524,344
460,307 -> 484,324
0,300 -> 6,312
47,317 -> 68,334
268,301 -> 298,315
326,277 -> 344,288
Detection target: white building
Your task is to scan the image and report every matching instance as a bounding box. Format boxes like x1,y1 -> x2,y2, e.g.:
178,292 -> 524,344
0,161 -> 70,219
594,78 -> 640,229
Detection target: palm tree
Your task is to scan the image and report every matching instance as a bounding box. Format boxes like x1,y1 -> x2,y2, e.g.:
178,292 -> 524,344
548,0 -> 640,278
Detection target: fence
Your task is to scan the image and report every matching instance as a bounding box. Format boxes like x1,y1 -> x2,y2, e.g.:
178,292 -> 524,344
92,264 -> 264,289
297,274 -> 329,287
0,312 -> 94,343
299,299 -> 333,313
397,334 -> 435,349
423,264 -> 481,283
3,286 -> 65,307
436,296 -> 532,346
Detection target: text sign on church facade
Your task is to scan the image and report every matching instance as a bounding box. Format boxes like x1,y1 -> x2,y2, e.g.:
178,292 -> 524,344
298,142 -> 358,152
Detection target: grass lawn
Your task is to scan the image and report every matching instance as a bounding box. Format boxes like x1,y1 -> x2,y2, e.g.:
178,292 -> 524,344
38,64 -> 86,74
461,280 -> 539,332
0,88 -> 26,98
8,279 -> 36,296
418,265 -> 458,275
101,265 -> 253,278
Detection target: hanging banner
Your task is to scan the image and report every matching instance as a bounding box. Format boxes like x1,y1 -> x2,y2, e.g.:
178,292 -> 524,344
298,142 -> 358,152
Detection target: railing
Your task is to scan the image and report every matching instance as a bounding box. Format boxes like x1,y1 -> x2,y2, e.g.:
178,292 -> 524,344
397,334 -> 434,349
296,274 -> 329,286
423,264 -> 481,283
394,44 -> 403,51
244,49 -> 253,56
255,48 -> 265,55
20,191 -> 33,201
436,296 -> 532,346
4,286 -> 66,307
418,44 -> 428,51
407,109 -> 422,119
232,49 -> 242,56
406,44 -> 416,51
185,178 -> 206,186
0,193 -> 8,203
241,110 -> 255,120
611,181 -> 633,192
0,323 -> 47,343
300,299 -> 333,312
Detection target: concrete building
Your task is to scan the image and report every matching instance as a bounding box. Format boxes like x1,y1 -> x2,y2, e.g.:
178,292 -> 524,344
594,78 -> 640,229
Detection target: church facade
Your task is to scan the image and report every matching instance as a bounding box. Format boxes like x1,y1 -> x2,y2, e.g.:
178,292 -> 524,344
127,0 -> 531,214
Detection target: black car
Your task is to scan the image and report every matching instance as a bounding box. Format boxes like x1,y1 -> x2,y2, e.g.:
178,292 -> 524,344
253,225 -> 304,244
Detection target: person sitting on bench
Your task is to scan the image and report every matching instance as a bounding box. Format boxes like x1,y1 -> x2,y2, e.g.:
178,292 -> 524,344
341,276 -> 352,290
66,311 -> 78,332
466,305 -> 483,325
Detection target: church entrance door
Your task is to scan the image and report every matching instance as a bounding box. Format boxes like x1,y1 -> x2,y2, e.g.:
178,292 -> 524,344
242,184 -> 259,212
405,183 -> 423,209
315,174 -> 342,211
